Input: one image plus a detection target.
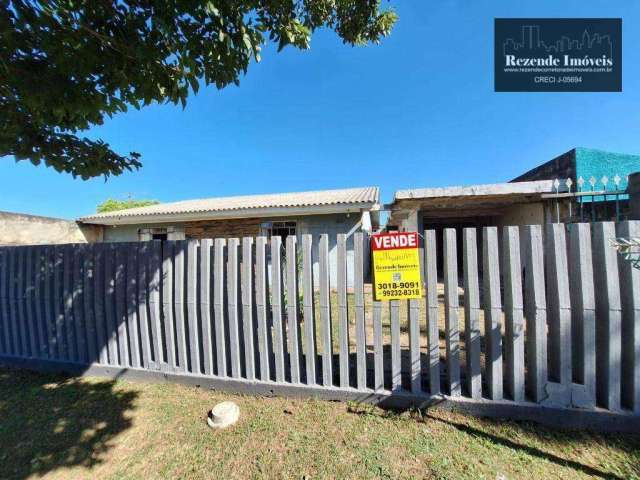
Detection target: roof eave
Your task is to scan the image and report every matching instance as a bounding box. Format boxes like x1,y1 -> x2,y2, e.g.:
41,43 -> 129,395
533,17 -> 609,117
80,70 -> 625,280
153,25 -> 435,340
79,202 -> 379,226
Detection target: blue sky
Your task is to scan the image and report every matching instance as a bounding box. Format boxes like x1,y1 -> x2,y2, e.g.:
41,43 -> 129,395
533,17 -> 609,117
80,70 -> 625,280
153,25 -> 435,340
2,0 -> 639,219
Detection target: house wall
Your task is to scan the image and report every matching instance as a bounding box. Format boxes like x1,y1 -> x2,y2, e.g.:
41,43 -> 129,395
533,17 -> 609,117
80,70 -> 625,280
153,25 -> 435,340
511,149 -> 576,182
496,202 -> 545,227
0,211 -> 102,245
98,212 -> 362,287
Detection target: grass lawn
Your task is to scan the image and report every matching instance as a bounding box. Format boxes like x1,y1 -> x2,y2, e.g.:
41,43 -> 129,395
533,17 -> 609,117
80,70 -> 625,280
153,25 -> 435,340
1,369 -> 639,479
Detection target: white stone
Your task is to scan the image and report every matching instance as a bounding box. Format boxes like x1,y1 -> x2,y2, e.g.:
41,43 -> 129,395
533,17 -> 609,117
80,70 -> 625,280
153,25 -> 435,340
207,401 -> 240,429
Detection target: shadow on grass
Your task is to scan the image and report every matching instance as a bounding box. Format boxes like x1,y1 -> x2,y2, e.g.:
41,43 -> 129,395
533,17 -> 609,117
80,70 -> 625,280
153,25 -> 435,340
423,413 -> 639,480
345,403 -> 640,479
0,368 -> 137,479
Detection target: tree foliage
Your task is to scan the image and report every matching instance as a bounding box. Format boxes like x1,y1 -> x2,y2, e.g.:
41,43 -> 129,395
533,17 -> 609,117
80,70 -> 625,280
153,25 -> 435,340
1,1 -> 397,179
96,198 -> 160,213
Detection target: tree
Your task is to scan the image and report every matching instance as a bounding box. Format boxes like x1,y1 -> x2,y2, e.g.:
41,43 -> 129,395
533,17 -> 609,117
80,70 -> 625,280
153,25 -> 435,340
1,1 -> 397,179
96,198 -> 160,213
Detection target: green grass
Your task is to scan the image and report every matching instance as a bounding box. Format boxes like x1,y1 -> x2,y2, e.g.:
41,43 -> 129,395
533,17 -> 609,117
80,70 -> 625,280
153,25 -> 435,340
0,369 -> 639,479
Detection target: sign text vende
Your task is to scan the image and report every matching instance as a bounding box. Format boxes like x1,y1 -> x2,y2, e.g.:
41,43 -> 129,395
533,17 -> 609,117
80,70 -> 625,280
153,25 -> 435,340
371,232 -> 423,301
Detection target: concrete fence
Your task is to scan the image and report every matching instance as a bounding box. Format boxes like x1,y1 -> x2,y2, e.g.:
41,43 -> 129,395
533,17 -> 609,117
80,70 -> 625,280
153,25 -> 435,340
0,222 -> 639,429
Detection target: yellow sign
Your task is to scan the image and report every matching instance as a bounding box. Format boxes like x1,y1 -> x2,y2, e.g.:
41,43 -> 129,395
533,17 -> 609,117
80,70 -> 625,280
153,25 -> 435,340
371,232 -> 423,301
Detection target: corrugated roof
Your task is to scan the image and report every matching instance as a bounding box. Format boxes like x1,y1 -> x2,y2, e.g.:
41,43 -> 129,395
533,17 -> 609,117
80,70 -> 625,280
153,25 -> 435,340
393,180 -> 555,201
80,186 -> 379,223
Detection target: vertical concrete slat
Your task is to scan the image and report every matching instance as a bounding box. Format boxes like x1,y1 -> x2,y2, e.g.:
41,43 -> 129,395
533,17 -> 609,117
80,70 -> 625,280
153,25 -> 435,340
162,241 -> 176,370
24,247 -> 38,357
319,234 -> 333,386
15,247 -> 31,357
137,242 -> 152,369
503,227 -> 525,402
200,239 -> 214,376
302,234 -> 316,386
126,243 -> 140,368
593,222 -> 622,411
16,248 -> 29,356
354,232 -> 367,391
63,245 -> 77,361
409,297 -> 421,393
82,245 -> 98,363
618,221 -> 640,413
148,241 -> 163,368
255,236 -> 270,381
337,234 -> 350,388
52,247 -> 65,360
0,248 -> 10,355
8,248 -> 22,356
72,245 -> 88,363
270,237 -> 286,382
569,223 -> 596,406
227,238 -> 242,378
373,300 -> 384,391
28,247 -> 42,358
33,246 -> 48,358
93,244 -> 108,365
483,227 -> 503,400
213,238 -> 227,376
126,244 -> 141,368
444,229 -> 461,396
115,244 -> 130,366
286,236 -> 301,384
463,228 -> 482,399
522,225 -> 548,403
104,244 -> 119,366
425,230 -> 440,395
173,241 -> 187,372
44,247 -> 57,359
390,300 -> 401,391
187,240 -> 201,374
241,237 -> 256,381
546,224 -> 572,389
0,249 -> 10,355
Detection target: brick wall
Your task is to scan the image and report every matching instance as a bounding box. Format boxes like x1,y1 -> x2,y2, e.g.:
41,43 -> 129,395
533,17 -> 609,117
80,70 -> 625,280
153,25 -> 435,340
184,217 -> 262,239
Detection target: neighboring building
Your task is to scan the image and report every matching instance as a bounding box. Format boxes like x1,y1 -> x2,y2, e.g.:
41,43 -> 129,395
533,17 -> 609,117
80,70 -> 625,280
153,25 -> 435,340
79,186 -> 381,286
388,147 -> 640,234
386,181 -> 554,270
512,147 -> 640,223
0,210 -> 101,246
386,147 -> 640,271
387,180 -> 553,232
630,172 -> 640,220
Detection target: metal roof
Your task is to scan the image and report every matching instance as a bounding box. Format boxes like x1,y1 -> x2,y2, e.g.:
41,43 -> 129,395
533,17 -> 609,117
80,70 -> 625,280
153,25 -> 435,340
393,180 -> 555,202
80,186 -> 379,224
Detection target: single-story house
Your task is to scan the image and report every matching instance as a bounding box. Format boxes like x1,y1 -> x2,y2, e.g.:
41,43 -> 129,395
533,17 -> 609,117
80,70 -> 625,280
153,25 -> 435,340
78,186 -> 381,287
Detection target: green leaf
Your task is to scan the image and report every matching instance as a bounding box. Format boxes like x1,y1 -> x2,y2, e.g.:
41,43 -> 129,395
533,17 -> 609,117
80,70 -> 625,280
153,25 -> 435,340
1,0 -> 396,178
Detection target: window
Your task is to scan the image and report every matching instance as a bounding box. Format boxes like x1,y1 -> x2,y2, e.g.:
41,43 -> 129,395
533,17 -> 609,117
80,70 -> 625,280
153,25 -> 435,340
261,221 -> 297,239
139,227 -> 169,241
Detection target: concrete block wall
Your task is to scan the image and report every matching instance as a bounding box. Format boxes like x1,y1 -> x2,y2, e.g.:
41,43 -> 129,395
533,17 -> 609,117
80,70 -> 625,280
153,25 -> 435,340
0,211 -> 101,246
